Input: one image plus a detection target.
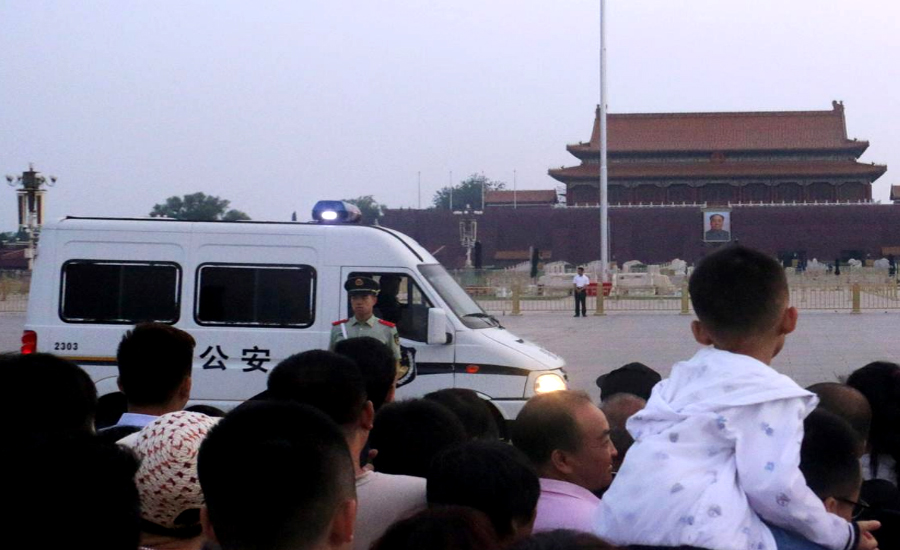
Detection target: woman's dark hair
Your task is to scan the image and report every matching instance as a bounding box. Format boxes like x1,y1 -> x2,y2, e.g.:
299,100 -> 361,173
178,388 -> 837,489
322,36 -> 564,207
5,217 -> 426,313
370,399 -> 467,477
1,352 -> 97,441
370,506 -> 500,550
847,361 -> 900,482
800,409 -> 862,500
424,388 -> 501,440
14,436 -> 141,550
510,529 -> 619,550
334,336 -> 396,411
427,440 -> 540,540
184,404 -> 226,417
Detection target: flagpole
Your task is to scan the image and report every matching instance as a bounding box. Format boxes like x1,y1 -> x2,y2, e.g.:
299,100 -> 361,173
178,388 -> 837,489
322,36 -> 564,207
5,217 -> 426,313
599,0 -> 610,283
513,169 -> 518,209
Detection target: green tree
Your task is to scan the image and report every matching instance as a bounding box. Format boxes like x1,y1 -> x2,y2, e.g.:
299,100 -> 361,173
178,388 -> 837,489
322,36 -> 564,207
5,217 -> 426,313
342,195 -> 387,225
150,192 -> 250,221
432,173 -> 505,210
343,195 -> 386,225
0,229 -> 29,245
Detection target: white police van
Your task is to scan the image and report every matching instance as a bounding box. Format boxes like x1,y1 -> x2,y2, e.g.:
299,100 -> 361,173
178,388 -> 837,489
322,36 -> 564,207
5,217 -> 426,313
22,202 -> 567,421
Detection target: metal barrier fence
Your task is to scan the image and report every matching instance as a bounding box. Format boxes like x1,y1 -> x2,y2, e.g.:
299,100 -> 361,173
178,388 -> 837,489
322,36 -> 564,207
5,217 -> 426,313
455,267 -> 900,314
1,270 -> 897,315
470,282 -> 900,315
473,285 -> 692,315
0,271 -> 30,313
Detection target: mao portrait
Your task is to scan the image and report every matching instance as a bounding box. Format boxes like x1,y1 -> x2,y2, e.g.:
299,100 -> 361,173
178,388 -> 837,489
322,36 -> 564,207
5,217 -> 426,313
704,212 -> 731,242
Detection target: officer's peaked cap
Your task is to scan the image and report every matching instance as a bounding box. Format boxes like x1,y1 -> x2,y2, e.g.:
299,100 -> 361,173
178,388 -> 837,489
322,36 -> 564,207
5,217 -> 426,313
345,276 -> 379,295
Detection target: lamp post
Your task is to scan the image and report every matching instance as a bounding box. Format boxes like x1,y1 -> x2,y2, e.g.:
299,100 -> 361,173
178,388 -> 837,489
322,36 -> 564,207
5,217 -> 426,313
6,164 -> 56,270
454,203 -> 482,269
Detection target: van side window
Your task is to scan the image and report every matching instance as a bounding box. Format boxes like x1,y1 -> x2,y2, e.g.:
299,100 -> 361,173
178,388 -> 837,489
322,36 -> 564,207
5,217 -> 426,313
348,272 -> 432,342
196,264 -> 315,328
61,261 -> 181,324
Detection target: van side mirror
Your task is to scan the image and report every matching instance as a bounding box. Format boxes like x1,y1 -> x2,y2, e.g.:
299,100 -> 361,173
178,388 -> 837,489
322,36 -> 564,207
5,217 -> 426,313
427,308 -> 449,345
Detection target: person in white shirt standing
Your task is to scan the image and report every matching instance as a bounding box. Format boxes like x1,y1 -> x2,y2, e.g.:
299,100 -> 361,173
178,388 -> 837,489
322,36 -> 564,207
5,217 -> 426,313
573,267 -> 590,317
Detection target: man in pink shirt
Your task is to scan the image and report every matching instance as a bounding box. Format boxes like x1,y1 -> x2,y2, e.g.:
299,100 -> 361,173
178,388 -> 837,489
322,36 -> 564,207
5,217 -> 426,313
512,391 -> 617,533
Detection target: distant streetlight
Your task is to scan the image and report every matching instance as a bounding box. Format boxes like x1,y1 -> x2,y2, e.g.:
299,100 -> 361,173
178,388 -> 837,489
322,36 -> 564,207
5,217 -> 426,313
454,203 -> 482,269
5,163 -> 57,269
6,163 -> 56,231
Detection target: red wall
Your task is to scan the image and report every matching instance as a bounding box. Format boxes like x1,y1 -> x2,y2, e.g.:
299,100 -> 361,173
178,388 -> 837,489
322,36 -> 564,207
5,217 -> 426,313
382,204 -> 900,267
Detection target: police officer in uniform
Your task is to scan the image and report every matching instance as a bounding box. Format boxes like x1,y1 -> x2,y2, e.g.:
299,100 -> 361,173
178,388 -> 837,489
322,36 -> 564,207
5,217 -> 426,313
329,276 -> 402,374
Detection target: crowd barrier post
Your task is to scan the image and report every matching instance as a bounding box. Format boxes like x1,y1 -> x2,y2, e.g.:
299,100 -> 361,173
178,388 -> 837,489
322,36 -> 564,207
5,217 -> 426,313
594,286 -> 606,316
680,283 -> 690,315
511,285 -> 522,316
851,283 -> 861,314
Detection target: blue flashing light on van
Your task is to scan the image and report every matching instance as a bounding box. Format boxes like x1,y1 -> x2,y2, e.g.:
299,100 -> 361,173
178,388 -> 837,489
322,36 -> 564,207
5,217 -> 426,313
312,201 -> 362,224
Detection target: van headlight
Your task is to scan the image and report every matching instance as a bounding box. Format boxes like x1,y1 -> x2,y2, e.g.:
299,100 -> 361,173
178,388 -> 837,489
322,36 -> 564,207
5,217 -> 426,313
534,373 -> 567,394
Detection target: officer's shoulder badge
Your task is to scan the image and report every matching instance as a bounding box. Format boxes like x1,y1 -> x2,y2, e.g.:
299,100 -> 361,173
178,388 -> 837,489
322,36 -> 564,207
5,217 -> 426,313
378,319 -> 396,328
332,318 -> 349,326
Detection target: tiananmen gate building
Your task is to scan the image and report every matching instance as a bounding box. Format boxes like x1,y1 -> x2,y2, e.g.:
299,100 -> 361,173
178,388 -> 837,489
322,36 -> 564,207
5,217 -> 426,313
549,101 -> 886,206
381,102 -> 897,267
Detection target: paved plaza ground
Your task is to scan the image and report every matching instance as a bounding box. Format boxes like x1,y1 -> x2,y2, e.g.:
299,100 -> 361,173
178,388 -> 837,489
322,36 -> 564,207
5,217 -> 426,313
2,311 -> 897,403
498,310 -> 899,402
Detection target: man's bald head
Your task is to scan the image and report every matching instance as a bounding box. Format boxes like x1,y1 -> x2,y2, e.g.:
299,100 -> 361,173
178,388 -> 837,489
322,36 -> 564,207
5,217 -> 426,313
806,382 -> 870,453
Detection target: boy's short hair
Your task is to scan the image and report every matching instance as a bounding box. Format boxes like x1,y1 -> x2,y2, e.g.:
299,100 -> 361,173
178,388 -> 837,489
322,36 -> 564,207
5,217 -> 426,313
427,440 -> 540,540
800,409 -> 862,500
116,323 -> 195,406
512,391 -> 593,467
266,349 -> 367,426
333,336 -> 396,411
198,401 -> 355,550
689,246 -> 788,339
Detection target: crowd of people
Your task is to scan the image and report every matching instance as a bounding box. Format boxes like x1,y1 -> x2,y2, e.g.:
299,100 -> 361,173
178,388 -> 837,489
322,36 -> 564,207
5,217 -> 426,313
4,246 -> 898,550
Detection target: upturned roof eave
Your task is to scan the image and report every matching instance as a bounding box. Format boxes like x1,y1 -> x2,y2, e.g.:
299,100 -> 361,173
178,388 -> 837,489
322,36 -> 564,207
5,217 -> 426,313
565,142 -> 871,159
548,162 -> 887,183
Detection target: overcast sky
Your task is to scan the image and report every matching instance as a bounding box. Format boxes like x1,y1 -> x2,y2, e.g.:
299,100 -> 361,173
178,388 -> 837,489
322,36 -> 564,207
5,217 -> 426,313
1,0 -> 898,228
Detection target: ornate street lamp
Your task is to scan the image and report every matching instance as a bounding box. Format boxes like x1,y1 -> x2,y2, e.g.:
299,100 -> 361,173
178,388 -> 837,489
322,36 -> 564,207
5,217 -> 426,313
6,164 -> 56,269
454,203 -> 482,269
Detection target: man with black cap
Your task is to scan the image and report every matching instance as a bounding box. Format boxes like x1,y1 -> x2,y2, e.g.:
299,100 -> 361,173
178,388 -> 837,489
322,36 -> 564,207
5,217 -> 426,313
330,276 -> 401,372
595,362 -> 661,402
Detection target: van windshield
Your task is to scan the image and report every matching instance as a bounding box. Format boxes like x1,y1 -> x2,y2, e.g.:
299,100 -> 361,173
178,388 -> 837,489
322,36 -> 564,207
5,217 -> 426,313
419,264 -> 497,329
